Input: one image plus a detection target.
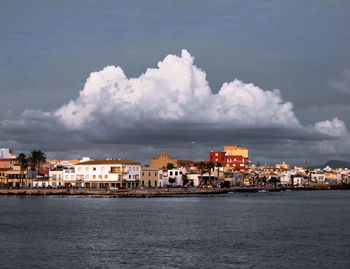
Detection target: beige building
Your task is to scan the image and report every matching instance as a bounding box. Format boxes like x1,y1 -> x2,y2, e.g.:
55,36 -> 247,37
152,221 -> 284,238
224,146 -> 249,158
140,166 -> 160,188
150,151 -> 178,169
150,151 -> 193,169
49,169 -> 64,187
276,162 -> 290,170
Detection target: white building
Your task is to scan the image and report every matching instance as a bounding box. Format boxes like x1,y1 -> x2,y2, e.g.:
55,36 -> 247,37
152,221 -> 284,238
0,148 -> 12,159
280,171 -> 291,185
311,172 -> 325,184
293,175 -> 308,187
72,159 -> 141,189
49,169 -> 64,187
163,168 -> 187,186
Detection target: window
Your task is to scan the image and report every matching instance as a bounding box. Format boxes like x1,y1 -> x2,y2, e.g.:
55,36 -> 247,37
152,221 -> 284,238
86,175 -> 90,179
175,171 -> 178,176
104,175 -> 108,179
155,172 -> 157,176
78,167 -> 82,172
93,167 -> 96,171
99,175 -> 102,179
65,175 -> 69,179
148,172 -> 151,176
52,174 -> 57,180
169,171 -> 173,176
142,172 -> 144,176
102,167 -> 105,171
85,167 -> 89,171
129,175 -> 131,179
93,175 -> 96,179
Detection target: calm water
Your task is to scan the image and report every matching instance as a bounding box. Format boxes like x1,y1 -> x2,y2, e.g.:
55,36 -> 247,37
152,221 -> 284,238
0,191 -> 349,269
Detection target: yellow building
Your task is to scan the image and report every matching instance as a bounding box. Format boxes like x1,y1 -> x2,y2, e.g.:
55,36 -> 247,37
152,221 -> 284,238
141,166 -> 160,188
224,146 -> 249,158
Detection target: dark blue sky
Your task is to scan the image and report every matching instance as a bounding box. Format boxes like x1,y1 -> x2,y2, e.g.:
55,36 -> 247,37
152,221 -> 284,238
1,0 -> 350,164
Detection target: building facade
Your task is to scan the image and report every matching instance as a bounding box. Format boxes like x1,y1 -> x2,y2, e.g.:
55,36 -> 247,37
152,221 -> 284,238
140,166 -> 162,188
209,152 -> 248,170
150,151 -> 193,169
67,159 -> 141,189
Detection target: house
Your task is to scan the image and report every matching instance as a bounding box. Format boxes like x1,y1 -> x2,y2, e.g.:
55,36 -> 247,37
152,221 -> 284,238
163,167 -> 187,186
140,166 -> 162,188
310,172 -> 325,184
280,171 -> 291,185
49,168 -> 64,188
293,175 -> 308,187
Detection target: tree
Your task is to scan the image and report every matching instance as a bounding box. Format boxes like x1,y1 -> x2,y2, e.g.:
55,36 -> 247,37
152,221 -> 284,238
216,162 -> 222,185
269,177 -> 280,186
168,177 -> 176,184
197,162 -> 207,186
182,174 -> 189,187
207,162 -> 215,186
17,153 -> 28,188
28,150 -> 47,174
166,163 -> 174,170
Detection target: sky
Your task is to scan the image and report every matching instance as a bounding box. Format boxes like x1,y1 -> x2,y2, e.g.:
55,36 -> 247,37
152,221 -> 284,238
0,0 -> 350,166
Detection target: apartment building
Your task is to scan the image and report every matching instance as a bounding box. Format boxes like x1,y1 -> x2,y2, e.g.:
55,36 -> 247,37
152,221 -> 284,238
70,159 -> 141,189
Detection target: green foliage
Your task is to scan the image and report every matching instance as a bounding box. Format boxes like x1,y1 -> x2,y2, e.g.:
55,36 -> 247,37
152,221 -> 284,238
168,177 -> 176,184
182,174 -> 189,186
269,177 -> 281,185
197,162 -> 207,185
166,163 -> 174,170
28,150 -> 47,171
17,153 -> 28,170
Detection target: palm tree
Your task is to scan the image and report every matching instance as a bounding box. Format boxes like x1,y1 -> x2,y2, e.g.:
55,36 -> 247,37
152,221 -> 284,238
215,162 -> 222,185
197,162 -> 206,186
29,150 -> 47,175
207,162 -> 215,186
17,153 -> 28,188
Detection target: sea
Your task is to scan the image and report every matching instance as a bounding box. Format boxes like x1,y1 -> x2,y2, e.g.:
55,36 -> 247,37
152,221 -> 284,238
0,190 -> 349,269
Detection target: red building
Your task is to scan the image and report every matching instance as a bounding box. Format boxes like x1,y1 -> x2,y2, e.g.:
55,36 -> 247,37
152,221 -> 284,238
209,151 -> 248,170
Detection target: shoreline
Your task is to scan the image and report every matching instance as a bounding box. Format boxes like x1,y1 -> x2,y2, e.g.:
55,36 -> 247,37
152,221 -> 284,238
0,185 -> 349,197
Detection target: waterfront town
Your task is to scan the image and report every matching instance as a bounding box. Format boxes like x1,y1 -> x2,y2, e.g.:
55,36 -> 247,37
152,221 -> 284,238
1,145 -> 350,192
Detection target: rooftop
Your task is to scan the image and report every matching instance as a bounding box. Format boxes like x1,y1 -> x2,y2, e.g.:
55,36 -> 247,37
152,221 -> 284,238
76,160 -> 140,166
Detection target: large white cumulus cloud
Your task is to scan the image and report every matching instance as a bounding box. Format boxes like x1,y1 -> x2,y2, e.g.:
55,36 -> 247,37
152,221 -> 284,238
2,49 -> 350,164
55,50 -> 300,130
